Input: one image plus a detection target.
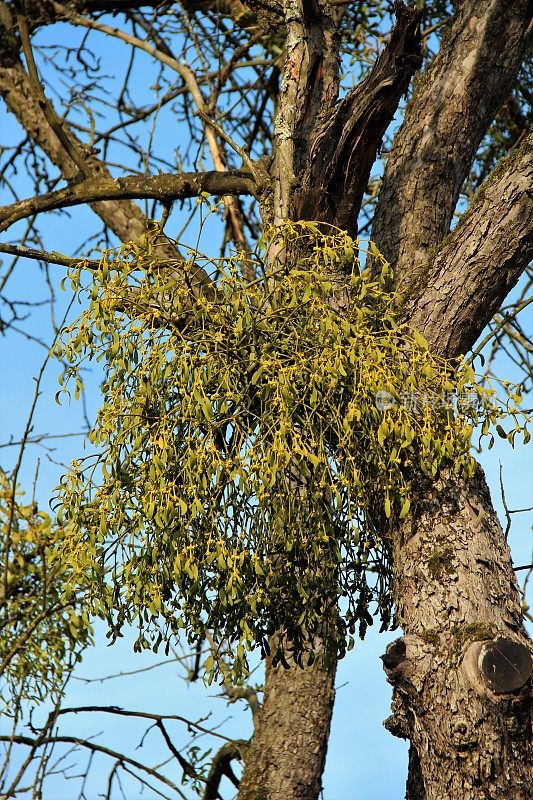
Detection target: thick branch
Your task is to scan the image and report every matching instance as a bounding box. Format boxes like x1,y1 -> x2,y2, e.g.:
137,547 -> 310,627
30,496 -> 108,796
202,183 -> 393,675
0,170 -> 255,232
294,0 -> 422,234
16,3 -> 89,175
24,0 -> 172,24
271,0 -> 339,222
203,741 -> 244,800
0,2 -> 159,245
407,134 -> 533,359
372,0 -> 532,286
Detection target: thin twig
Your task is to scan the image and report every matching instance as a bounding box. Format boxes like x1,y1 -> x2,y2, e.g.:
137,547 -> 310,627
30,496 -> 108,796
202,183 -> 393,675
0,242 -> 101,270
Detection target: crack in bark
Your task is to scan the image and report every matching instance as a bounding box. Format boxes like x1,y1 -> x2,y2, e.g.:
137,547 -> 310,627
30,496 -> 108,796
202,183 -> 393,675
294,0 -> 422,234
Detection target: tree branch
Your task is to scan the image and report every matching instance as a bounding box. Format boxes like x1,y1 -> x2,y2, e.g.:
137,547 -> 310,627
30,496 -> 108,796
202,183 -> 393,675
0,734 -> 186,796
203,741 -> 244,800
156,719 -> 218,789
25,0 -> 284,54
54,1 -> 255,252
205,632 -> 261,727
294,0 -> 422,234
372,0 -> 532,287
15,3 -> 90,176
56,705 -> 237,743
0,2 -> 144,244
0,170 -> 256,233
24,0 -> 173,27
0,242 -> 101,269
407,134 -> 533,359
0,4 -> 189,262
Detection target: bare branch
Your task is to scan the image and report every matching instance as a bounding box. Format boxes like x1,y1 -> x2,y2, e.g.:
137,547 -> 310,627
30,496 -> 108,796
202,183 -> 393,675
0,734 -> 187,797
56,706 -> 236,743
203,741 -> 244,800
0,5 -> 188,258
156,720 -> 206,786
54,2 -> 257,251
0,170 -> 257,232
197,109 -> 257,177
0,242 -> 101,270
27,0 -> 284,51
16,2 -> 89,176
25,0 -> 174,27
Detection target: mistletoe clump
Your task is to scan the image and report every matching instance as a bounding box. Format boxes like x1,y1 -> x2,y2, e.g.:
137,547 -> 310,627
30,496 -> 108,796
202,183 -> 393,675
53,222 -> 525,676
0,471 -> 92,707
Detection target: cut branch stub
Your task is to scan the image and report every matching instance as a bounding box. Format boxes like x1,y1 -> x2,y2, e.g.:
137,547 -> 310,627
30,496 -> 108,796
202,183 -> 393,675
293,0 -> 422,234
381,637 -> 407,673
463,636 -> 532,697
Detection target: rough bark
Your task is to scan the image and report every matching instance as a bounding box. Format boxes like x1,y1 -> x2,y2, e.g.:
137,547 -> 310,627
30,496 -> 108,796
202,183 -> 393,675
270,0 -> 339,223
367,8 -> 533,789
371,0 -> 532,291
237,653 -> 336,800
383,467 -> 532,800
407,133 -> 533,357
294,0 -> 422,234
385,133 -> 533,798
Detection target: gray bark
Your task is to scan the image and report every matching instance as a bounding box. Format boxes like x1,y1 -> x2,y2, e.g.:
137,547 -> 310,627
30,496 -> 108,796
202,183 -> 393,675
383,467 -> 532,800
371,0 -> 532,292
385,154 -> 533,793
372,4 -> 533,790
237,653 -> 337,800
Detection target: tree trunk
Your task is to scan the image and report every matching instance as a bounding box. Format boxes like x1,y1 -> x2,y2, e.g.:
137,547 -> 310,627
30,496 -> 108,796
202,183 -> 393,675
238,6 -> 424,797
383,467 -> 532,800
240,2 -> 532,797
237,654 -> 336,800
370,3 -> 533,794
